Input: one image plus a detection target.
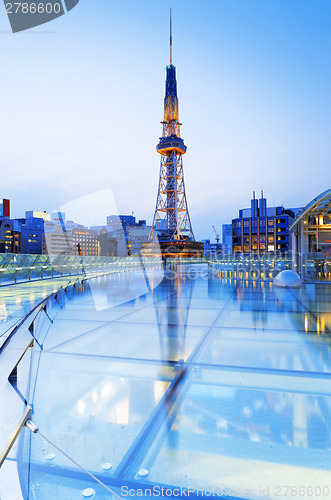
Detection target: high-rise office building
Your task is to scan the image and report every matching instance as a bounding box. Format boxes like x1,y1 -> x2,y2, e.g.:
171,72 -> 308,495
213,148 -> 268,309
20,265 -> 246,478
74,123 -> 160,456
72,228 -> 99,256
232,192 -> 295,254
222,224 -> 232,254
12,216 -> 44,254
43,223 -> 73,256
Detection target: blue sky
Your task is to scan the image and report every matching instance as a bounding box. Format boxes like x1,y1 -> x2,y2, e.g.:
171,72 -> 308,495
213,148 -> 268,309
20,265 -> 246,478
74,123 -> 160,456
1,0 -> 331,240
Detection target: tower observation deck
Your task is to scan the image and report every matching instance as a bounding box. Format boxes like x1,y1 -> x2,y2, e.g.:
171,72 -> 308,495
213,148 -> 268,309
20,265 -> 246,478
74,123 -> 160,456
152,12 -> 203,257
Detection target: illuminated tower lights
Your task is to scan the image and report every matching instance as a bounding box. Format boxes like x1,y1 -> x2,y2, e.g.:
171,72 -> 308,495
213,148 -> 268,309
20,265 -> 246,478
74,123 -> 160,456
151,11 -> 202,257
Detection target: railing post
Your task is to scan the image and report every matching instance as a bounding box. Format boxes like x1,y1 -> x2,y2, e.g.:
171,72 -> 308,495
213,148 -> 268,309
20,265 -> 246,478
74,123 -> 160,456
8,365 -> 17,384
0,405 -> 33,468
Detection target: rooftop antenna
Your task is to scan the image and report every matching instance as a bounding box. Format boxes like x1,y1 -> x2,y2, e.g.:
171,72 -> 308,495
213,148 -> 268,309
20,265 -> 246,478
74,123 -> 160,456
170,8 -> 173,65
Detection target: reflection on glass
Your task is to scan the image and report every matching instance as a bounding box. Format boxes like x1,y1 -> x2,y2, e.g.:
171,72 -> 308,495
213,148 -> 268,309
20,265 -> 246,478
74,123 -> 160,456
11,271 -> 331,499
136,368 -> 331,499
22,357 -> 174,497
153,273 -> 195,363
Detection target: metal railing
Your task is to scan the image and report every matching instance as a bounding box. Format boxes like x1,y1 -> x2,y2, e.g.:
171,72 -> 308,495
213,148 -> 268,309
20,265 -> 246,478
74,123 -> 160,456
0,276 -> 86,469
166,252 -> 331,282
0,253 -> 162,285
0,257 -> 163,476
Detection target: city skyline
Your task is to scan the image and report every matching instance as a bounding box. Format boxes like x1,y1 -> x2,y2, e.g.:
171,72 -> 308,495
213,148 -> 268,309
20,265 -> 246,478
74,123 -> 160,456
1,0 -> 330,241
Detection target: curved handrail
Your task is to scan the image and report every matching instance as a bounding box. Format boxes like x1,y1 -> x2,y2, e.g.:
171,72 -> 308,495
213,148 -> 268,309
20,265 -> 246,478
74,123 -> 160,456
0,260 -> 163,475
0,277 -> 80,356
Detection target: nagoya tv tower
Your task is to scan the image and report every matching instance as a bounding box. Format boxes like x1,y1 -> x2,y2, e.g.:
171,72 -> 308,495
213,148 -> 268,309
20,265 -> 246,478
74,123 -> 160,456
152,10 -> 203,257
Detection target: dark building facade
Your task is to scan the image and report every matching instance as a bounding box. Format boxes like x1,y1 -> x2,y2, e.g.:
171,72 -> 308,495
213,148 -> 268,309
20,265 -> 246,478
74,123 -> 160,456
232,192 -> 295,254
202,239 -> 222,257
99,228 -> 118,257
12,217 -> 44,254
0,220 -> 20,253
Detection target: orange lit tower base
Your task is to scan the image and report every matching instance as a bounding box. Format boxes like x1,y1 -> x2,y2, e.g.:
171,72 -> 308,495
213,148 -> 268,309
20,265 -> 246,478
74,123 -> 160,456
151,20 -> 202,258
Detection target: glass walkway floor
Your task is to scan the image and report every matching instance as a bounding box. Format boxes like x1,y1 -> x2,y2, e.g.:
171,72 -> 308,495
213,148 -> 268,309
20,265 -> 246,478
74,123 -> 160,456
0,276 -> 81,347
1,267 -> 331,500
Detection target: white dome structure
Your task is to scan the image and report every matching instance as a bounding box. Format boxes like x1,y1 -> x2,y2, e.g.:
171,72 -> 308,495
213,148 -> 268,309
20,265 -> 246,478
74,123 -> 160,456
273,270 -> 302,288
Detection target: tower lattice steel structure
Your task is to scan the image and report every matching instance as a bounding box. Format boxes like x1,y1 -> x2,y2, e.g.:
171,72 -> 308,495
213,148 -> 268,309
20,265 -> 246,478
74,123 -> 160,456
152,12 -> 199,257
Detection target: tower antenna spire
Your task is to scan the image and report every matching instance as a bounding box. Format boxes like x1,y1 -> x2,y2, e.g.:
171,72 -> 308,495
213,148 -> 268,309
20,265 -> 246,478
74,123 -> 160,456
170,8 -> 172,65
